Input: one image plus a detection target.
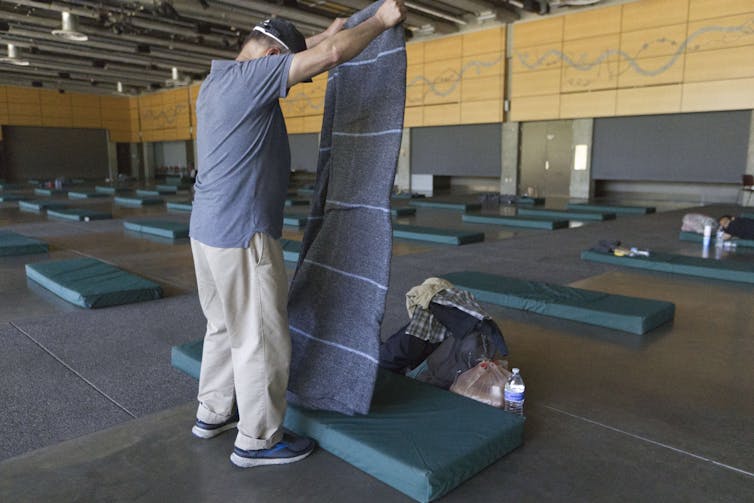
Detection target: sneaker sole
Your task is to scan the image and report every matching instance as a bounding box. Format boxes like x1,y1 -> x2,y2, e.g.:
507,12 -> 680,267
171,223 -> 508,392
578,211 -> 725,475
191,421 -> 238,439
229,449 -> 313,468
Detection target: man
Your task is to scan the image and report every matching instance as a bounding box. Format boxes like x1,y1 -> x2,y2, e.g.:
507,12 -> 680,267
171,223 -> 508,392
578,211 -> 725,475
718,215 -> 754,240
189,1 -> 407,469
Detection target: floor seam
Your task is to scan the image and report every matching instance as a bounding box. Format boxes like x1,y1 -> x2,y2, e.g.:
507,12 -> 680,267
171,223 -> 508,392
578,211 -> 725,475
8,321 -> 137,419
541,404 -> 754,479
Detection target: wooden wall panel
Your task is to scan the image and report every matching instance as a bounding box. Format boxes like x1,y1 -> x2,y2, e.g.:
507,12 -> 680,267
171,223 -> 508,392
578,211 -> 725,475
461,75 -> 502,102
560,90 -> 616,118
681,77 -> 754,111
686,13 -> 754,53
406,65 -> 425,107
620,24 -> 688,58
510,69 -> 561,98
564,5 -> 621,40
689,0 -> 754,21
511,43 -> 563,73
423,103 -> 460,126
616,84 -> 682,115
463,27 -> 504,56
404,107 -> 423,128
406,41 -> 424,66
684,45 -> 754,82
622,0 -> 689,32
510,94 -> 560,122
617,55 -> 685,87
461,100 -> 502,124
422,60 -> 462,105
424,37 -> 462,62
513,17 -> 563,48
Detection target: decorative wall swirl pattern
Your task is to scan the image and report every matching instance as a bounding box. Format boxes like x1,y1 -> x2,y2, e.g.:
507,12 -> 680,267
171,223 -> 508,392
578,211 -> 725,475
514,18 -> 754,81
140,103 -> 189,129
407,56 -> 503,99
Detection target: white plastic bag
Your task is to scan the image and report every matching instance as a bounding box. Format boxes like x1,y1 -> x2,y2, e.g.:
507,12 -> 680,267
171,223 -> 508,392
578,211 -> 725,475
450,360 -> 511,408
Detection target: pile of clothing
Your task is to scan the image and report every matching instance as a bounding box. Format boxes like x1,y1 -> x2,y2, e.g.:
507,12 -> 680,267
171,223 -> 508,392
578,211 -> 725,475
590,239 -> 650,257
379,278 -> 508,389
681,213 -> 718,234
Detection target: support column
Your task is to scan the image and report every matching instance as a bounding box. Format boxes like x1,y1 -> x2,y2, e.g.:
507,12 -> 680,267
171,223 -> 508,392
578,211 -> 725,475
395,128 -> 411,192
745,111 -> 754,206
142,142 -> 154,181
129,143 -> 141,180
569,118 -> 594,200
106,141 -> 117,182
500,122 -> 519,195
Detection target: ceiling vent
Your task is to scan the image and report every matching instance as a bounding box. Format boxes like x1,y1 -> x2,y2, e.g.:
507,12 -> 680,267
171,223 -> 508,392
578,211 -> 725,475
51,12 -> 88,42
165,66 -> 191,87
0,44 -> 30,66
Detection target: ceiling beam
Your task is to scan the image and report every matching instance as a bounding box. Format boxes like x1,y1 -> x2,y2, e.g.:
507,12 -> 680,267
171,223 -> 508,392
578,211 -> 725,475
331,0 -> 458,34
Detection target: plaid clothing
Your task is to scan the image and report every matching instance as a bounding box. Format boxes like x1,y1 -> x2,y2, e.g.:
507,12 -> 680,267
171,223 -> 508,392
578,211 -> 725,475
405,288 -> 490,343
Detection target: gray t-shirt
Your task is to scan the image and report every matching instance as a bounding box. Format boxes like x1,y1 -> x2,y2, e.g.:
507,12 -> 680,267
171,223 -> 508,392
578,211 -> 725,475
190,54 -> 294,248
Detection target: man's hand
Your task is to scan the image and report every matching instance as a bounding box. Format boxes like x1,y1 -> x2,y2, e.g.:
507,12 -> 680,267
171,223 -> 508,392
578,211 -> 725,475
324,17 -> 347,38
375,0 -> 407,29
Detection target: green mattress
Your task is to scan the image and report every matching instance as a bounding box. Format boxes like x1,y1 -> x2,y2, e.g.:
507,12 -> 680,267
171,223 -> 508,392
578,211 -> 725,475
135,189 -> 173,197
515,196 -> 545,205
68,191 -> 109,200
442,271 -> 675,335
296,187 -> 315,197
94,186 -> 130,195
155,184 -> 180,193
171,340 -> 524,503
166,200 -> 193,212
33,188 -> 67,196
0,231 -> 49,256
409,199 -> 482,212
740,212 -> 754,219
391,207 -> 416,217
164,175 -> 192,186
123,219 -> 189,239
581,249 -> 754,284
25,258 -> 163,308
567,203 -> 656,215
114,196 -> 164,206
393,224 -> 485,245
283,214 -> 308,227
462,213 -> 568,230
285,198 -> 310,207
47,208 -> 112,222
18,200 -> 68,212
0,194 -> 25,202
517,208 -> 616,221
679,231 -> 754,248
280,239 -> 302,262
0,183 -> 22,190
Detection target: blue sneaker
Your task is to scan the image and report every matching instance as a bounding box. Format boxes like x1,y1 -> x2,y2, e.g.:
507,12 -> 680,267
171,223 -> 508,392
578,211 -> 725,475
230,431 -> 316,468
191,412 -> 239,439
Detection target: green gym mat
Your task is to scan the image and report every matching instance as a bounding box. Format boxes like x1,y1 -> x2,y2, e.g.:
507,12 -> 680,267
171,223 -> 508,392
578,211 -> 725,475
166,200 -> 193,212
33,188 -> 67,197
171,340 -> 524,503
123,219 -> 189,239
94,186 -> 130,195
25,258 -> 163,308
567,203 -> 656,215
280,239 -> 302,262
462,213 -> 568,230
114,196 -> 164,206
47,208 -> 112,222
517,208 -> 616,221
0,231 -> 49,256
154,184 -> 180,193
164,175 -> 192,186
442,271 -> 675,335
68,191 -> 109,200
581,249 -> 754,284
0,194 -> 25,202
409,199 -> 482,211
296,187 -> 315,196
18,200 -> 68,212
393,224 -> 484,245
679,231 -> 754,248
285,198 -> 310,207
0,183 -> 22,190
136,189 -> 173,197
516,197 -> 545,205
391,207 -> 416,217
283,214 -> 308,227
741,212 -> 754,219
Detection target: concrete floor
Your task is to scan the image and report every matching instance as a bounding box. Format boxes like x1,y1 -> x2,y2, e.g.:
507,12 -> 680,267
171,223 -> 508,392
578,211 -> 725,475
1,187 -> 753,502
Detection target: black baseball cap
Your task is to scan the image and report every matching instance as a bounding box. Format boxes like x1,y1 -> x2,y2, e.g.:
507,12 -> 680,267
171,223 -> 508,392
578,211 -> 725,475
252,18 -> 307,53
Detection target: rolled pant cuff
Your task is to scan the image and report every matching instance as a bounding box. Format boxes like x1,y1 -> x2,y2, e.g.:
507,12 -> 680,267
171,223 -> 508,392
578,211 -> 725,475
234,428 -> 283,451
196,402 -> 234,425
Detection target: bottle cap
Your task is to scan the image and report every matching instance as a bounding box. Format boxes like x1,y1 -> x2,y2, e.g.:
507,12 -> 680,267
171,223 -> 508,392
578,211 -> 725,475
512,368 -> 519,374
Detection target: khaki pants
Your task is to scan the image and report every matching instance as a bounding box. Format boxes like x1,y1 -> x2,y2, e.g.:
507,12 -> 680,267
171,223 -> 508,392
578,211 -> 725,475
191,235 -> 290,450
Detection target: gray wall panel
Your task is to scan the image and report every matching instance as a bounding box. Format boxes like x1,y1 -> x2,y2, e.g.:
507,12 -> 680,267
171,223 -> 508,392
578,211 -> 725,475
289,133 -> 319,173
592,111 -> 750,183
411,124 -> 502,177
3,126 -> 109,181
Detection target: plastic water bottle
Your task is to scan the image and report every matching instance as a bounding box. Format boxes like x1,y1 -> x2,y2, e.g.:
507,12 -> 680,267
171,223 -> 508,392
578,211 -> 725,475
504,368 -> 525,416
715,227 -> 725,247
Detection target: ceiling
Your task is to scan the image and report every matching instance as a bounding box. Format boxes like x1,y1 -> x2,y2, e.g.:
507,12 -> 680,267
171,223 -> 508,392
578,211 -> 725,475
0,0 -> 599,95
